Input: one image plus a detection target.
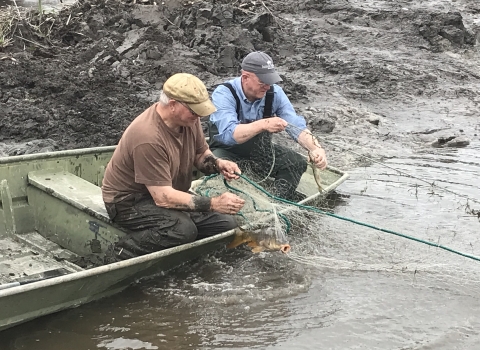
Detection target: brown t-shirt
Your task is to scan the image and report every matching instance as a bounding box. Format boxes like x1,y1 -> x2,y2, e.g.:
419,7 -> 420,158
102,103 -> 209,203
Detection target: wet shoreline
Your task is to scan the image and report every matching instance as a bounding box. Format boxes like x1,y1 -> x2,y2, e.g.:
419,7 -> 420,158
1,0 -> 480,348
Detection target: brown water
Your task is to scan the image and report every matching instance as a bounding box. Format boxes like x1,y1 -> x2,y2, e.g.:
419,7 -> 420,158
1,0 -> 480,347
2,112 -> 480,349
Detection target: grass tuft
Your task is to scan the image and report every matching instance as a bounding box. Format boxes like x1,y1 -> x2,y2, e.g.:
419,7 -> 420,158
0,8 -> 16,48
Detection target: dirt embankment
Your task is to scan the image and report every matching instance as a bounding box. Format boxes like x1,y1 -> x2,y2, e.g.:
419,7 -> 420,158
0,0 -> 479,158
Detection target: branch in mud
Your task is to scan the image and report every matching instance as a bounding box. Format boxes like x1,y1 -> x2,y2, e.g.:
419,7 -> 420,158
259,0 -> 283,31
464,202 -> 480,222
0,6 -> 59,51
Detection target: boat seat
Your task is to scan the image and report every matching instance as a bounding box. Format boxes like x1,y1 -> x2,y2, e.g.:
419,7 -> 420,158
28,169 -> 111,223
26,169 -> 126,258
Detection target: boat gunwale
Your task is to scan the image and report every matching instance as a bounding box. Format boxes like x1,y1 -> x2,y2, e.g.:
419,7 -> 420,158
0,146 -> 347,176
0,145 -> 349,299
0,227 -> 237,298
0,171 -> 347,298
0,146 -> 117,165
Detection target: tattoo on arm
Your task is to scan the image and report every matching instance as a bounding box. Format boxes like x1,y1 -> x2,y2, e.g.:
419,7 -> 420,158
173,204 -> 192,210
197,154 -> 219,175
191,195 -> 212,212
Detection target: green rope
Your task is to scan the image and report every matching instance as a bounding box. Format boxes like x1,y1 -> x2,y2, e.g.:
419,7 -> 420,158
236,173 -> 480,263
277,212 -> 291,232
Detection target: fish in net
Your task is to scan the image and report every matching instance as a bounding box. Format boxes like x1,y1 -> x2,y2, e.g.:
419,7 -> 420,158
193,171 -> 312,254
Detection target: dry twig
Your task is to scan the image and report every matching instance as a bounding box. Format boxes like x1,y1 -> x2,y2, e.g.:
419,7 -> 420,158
12,0 -> 21,17
259,0 -> 283,31
15,35 -> 48,49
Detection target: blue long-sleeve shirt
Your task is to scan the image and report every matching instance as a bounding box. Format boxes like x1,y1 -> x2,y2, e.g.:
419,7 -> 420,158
209,77 -> 307,146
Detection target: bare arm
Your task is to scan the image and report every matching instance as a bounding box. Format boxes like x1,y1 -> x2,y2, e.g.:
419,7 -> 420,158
297,130 -> 320,151
146,185 -> 245,214
232,120 -> 267,144
194,148 -> 219,175
147,185 -> 210,211
232,118 -> 287,144
297,130 -> 328,170
194,148 -> 241,180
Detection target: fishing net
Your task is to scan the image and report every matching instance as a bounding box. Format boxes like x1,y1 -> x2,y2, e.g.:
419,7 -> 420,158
193,171 -> 299,247
286,130 -> 480,291
196,123 -> 480,290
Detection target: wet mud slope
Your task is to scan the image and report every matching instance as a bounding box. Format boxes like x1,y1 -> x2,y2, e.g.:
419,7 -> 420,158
0,0 -> 479,159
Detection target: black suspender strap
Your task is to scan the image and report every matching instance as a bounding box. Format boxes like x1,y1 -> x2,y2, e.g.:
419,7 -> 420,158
221,83 -> 240,116
263,86 -> 275,118
221,83 -> 275,120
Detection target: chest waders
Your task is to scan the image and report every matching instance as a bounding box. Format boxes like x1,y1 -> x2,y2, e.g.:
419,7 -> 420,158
208,83 -> 307,200
208,83 -> 274,158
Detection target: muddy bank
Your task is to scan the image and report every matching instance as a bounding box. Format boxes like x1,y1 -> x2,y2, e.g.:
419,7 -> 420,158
0,0 -> 479,162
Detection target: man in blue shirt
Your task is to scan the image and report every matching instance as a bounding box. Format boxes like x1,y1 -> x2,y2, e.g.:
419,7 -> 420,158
208,51 -> 328,200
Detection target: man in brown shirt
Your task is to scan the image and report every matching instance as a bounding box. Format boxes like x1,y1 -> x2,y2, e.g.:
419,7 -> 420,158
102,73 -> 245,260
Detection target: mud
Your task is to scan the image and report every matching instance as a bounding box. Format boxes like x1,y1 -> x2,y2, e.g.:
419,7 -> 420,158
1,0 -> 478,159
1,1 -> 480,348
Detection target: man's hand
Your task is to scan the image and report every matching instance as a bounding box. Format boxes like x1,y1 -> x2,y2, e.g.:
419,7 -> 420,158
216,158 -> 241,180
210,192 -> 245,214
309,147 -> 328,170
263,116 -> 287,133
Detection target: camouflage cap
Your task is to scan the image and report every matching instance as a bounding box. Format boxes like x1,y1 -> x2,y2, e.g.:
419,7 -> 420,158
163,73 -> 216,117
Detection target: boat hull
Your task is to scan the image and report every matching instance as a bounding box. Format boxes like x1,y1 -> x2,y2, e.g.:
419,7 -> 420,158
0,146 -> 349,331
0,232 -> 232,331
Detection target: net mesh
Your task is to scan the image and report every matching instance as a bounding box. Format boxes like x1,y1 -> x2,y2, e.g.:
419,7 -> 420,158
196,127 -> 480,289
194,172 -> 296,245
